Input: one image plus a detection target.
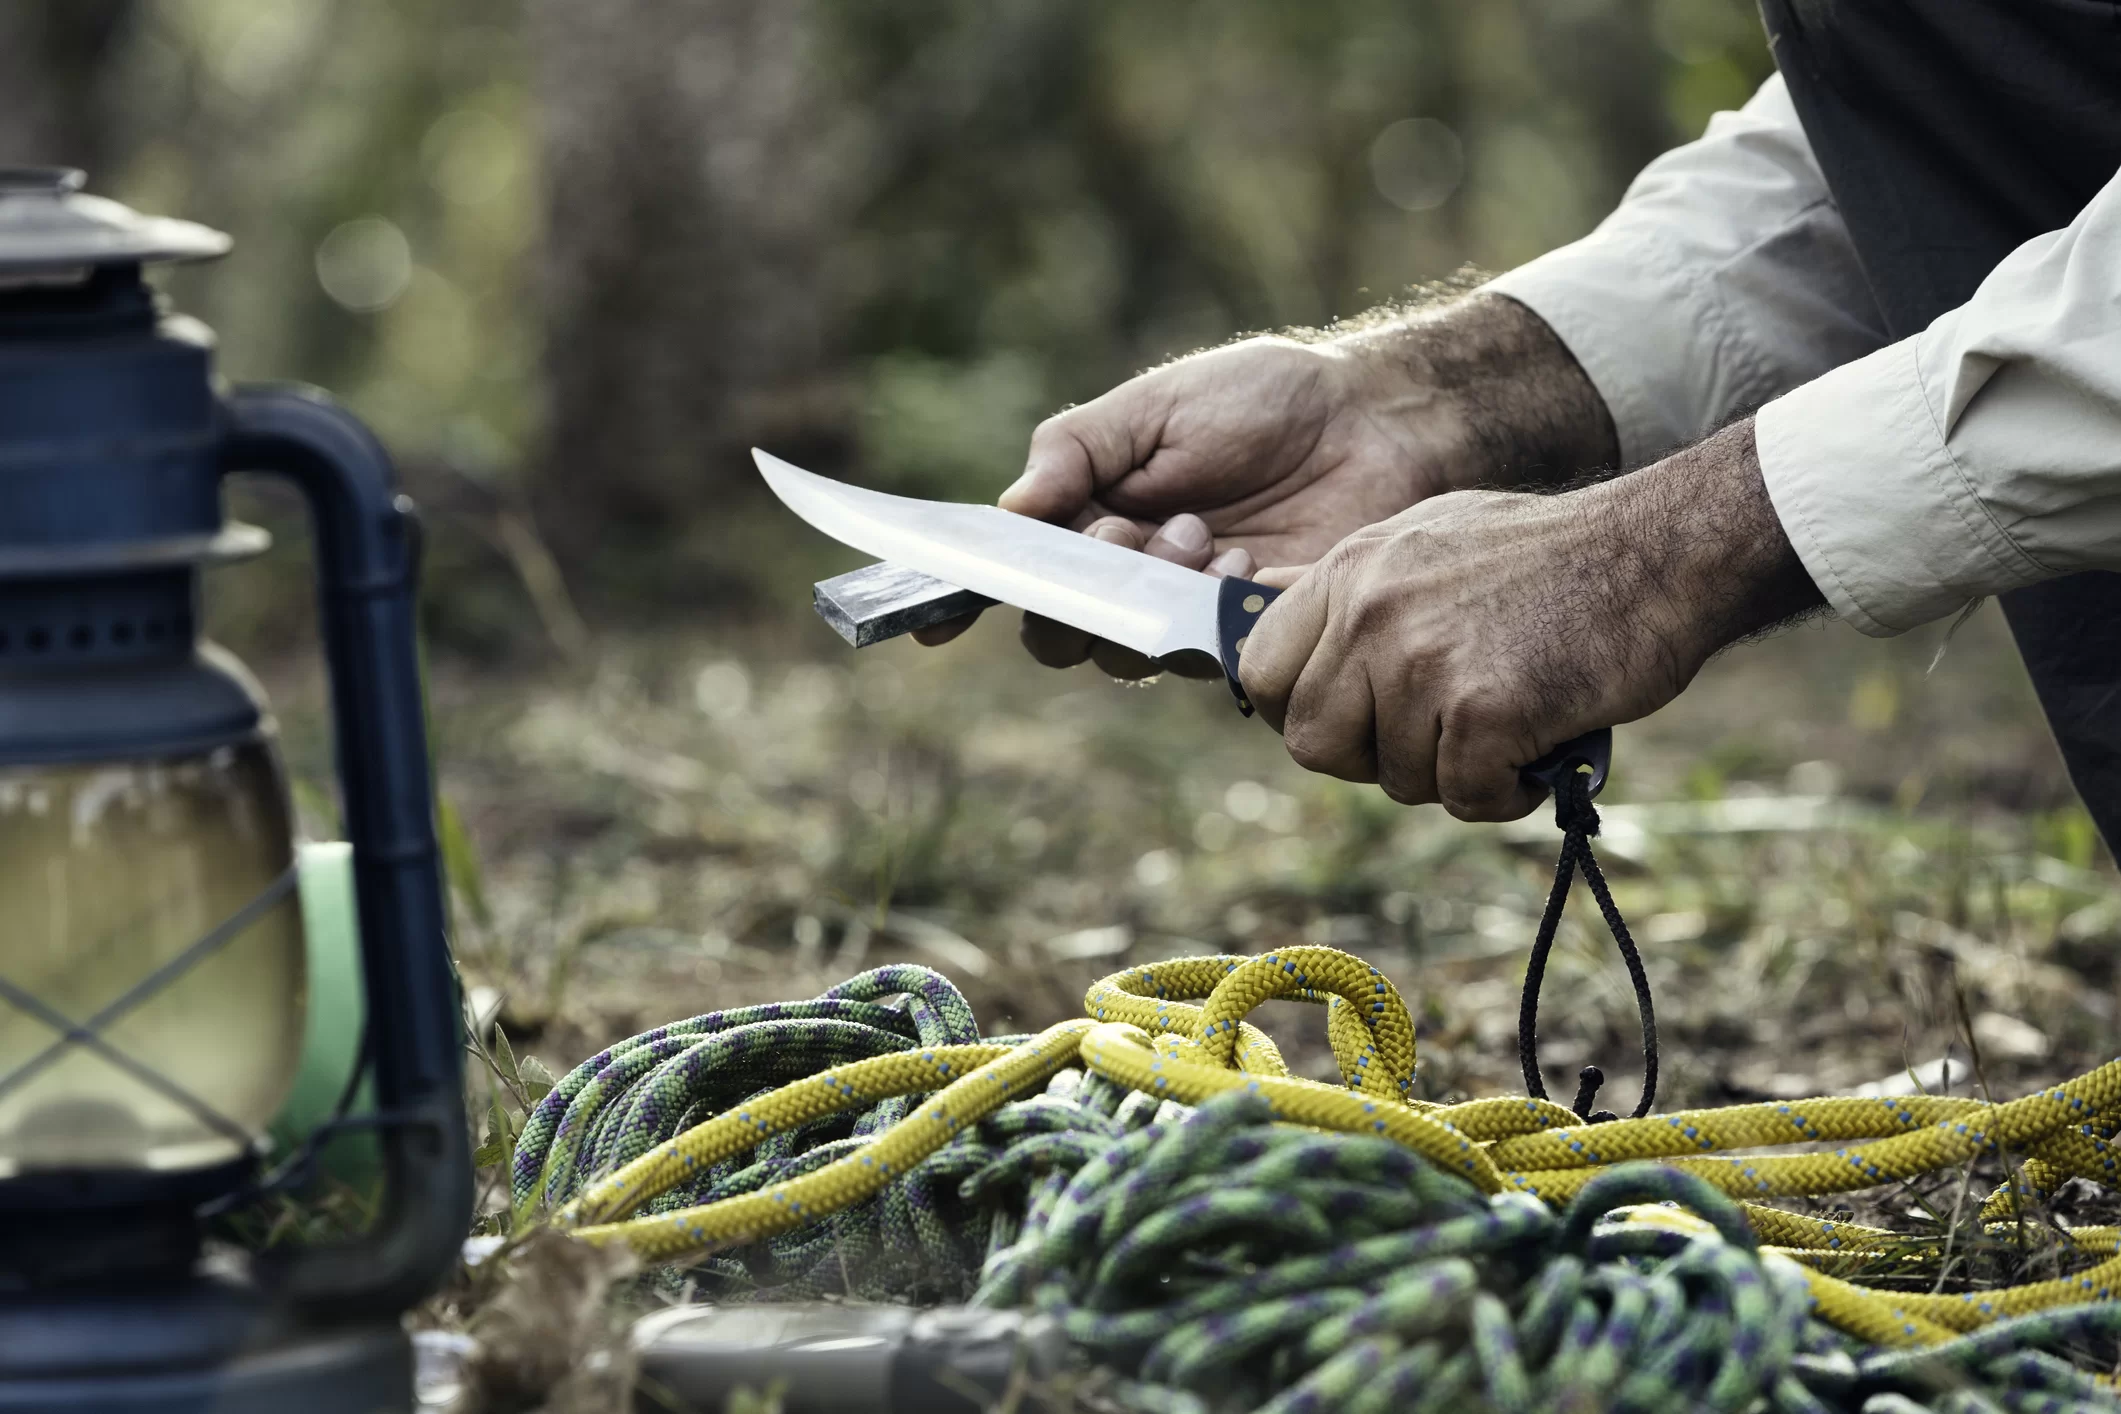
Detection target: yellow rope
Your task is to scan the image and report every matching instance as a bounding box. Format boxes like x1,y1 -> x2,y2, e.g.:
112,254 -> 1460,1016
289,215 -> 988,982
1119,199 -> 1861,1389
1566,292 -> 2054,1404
567,1022 -> 1090,1260
552,946 -> 2121,1346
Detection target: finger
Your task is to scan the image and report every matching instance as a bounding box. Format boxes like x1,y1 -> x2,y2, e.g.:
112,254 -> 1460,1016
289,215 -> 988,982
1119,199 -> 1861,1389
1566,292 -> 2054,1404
1253,564 -> 1304,589
1005,385 -> 1163,522
1141,513 -> 1213,570
1021,612 -> 1093,667
1369,668 -> 1441,808
1004,415 -> 1098,523
1434,701 -> 1547,822
1236,568 -> 1331,733
1278,643 -> 1381,784
1081,517 -> 1148,550
911,610 -> 983,646
1024,520 -> 1147,670
1091,639 -> 1162,680
1207,547 -> 1255,580
1081,518 -> 1157,676
1162,649 -> 1226,680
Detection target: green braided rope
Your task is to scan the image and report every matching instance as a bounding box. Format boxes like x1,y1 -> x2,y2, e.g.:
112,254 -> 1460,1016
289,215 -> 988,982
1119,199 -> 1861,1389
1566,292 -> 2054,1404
517,965 -> 1142,1299
971,1091 -> 2121,1413
522,970 -> 2121,1409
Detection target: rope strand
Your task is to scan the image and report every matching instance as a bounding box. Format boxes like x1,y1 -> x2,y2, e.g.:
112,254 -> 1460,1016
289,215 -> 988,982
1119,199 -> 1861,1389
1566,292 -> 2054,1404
512,942 -> 2121,1410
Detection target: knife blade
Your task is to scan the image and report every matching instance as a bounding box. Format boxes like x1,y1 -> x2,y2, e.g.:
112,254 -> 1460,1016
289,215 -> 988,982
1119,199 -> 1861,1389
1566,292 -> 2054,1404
755,448 -> 1610,796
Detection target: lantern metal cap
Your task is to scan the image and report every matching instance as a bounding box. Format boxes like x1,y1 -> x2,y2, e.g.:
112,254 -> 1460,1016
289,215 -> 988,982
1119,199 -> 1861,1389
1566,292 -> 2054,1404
0,168 -> 231,275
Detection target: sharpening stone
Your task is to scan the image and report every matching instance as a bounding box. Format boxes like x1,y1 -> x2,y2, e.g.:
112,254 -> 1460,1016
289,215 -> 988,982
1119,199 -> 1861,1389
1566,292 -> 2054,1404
812,561 -> 996,647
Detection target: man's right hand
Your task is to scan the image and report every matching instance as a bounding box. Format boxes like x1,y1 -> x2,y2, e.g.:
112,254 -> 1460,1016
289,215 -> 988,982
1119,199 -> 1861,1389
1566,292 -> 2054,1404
912,294 -> 1619,678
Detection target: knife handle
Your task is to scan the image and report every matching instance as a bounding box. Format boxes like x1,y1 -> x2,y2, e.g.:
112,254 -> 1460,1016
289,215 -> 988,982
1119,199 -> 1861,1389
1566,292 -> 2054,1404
1521,726 -> 1611,800
1215,575 -> 1611,800
1215,576 -> 1281,717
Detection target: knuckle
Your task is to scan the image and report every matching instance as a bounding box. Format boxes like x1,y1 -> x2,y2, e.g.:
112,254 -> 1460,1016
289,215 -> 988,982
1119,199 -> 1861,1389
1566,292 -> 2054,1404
1442,795 -> 1505,825
1285,726 -> 1374,783
1377,772 -> 1431,808
1282,727 -> 1334,774
1029,407 -> 1076,443
1083,515 -> 1144,547
1344,585 -> 1401,640
1023,419 -> 1064,462
1442,775 -> 1512,821
1440,690 -> 1516,744
1025,408 -> 1099,471
1436,763 -> 1512,822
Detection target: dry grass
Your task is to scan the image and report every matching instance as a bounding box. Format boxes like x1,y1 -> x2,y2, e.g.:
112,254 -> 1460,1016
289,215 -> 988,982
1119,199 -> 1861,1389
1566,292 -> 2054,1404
363,599 -> 2115,1104
250,594 -> 2118,1408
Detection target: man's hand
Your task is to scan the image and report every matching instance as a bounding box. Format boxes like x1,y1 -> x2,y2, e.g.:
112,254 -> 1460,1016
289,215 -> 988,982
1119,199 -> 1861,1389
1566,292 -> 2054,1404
913,294 -> 1618,678
1239,419 -> 1825,821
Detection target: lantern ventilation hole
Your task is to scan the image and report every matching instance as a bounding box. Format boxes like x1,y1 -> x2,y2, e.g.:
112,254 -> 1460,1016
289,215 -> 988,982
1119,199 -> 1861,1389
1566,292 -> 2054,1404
0,614 -> 188,660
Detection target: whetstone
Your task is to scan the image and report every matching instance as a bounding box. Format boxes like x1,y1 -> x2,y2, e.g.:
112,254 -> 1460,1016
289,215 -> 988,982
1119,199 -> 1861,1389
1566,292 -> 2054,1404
812,561 -> 996,647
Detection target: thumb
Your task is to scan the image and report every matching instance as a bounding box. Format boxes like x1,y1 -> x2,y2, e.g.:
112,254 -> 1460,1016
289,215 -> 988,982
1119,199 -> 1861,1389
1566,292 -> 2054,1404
1236,570 -> 1329,733
1003,381 -> 1168,523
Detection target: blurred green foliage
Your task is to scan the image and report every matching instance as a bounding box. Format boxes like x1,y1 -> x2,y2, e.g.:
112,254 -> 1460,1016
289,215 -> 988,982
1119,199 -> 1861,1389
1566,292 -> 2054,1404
111,0 -> 535,476
28,0 -> 1768,630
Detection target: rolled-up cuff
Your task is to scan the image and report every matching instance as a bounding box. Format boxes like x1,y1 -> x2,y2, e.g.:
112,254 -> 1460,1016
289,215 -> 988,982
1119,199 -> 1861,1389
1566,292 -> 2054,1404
1486,235 -> 1713,468
1755,340 -> 2045,637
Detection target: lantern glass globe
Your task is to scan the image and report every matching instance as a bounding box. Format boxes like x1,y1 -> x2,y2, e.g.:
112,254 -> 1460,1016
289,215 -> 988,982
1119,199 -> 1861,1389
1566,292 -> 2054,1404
0,735 -> 306,1176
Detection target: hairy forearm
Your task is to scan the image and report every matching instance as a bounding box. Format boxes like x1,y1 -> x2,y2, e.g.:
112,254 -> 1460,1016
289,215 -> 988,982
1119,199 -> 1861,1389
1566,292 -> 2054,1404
1239,411 -> 1826,822
1603,417 -> 1826,656
1333,292 -> 1621,491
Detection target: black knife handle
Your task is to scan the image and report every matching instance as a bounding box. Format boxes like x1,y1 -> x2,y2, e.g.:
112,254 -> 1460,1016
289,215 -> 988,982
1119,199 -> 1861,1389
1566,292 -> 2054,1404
1215,576 -> 1281,717
1214,575 -> 1611,799
1521,727 -> 1611,800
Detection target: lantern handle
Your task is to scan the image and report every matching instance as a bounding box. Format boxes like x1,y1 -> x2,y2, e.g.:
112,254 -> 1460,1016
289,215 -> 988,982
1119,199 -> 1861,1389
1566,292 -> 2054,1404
219,384 -> 471,1317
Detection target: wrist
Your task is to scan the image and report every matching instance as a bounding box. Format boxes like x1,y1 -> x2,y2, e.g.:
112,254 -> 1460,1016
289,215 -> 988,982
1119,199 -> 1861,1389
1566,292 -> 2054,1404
1598,417 -> 1825,665
1331,293 -> 1620,492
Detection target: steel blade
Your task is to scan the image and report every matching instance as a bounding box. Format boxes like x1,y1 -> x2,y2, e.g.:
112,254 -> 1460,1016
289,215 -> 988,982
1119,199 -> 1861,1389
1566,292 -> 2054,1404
754,449 -> 1221,660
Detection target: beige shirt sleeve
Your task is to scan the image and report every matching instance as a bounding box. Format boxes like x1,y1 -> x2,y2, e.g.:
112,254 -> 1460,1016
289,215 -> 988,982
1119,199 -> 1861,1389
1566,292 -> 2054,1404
1756,165 -> 2121,635
1488,73 -> 2121,638
1484,73 -> 1889,468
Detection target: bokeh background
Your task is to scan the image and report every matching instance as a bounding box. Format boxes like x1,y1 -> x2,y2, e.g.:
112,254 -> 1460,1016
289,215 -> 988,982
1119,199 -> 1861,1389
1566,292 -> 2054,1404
5,0 -> 2112,1198
3,0 -> 1781,629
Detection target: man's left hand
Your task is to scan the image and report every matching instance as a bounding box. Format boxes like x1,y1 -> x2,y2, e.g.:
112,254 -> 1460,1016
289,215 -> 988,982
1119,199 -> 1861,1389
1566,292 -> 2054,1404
1238,418 -> 1825,821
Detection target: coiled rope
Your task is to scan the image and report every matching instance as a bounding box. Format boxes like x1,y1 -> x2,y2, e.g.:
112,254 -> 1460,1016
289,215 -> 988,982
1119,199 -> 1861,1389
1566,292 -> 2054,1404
508,766 -> 2121,1408
509,946 -> 2121,1407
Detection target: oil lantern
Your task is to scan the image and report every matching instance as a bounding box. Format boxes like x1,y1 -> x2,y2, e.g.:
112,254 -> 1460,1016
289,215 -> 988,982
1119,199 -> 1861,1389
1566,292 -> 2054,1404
0,169 -> 469,1410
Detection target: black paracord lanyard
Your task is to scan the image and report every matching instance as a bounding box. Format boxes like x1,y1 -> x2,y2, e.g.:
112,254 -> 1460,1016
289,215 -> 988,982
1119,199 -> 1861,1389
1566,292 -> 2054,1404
1516,757 -> 1659,1123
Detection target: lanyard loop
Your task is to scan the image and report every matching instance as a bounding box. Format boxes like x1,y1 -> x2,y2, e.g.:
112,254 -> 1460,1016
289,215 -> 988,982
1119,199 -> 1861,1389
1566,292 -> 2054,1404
1517,767 -> 1659,1122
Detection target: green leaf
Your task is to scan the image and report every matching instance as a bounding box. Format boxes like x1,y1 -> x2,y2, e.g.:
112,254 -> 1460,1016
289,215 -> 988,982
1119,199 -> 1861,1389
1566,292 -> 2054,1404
437,793 -> 493,928
475,1092 -> 514,1171
489,1024 -> 522,1092
519,1054 -> 557,1105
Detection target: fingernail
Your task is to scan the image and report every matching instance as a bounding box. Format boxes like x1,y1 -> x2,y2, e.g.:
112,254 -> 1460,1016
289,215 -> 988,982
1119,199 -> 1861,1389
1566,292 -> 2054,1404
1088,522 -> 1132,544
1208,547 -> 1254,579
1001,471 -> 1035,503
1160,514 -> 1210,553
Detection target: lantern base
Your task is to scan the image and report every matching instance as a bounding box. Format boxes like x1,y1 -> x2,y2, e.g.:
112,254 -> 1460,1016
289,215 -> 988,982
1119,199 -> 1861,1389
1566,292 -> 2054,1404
0,1275 -> 413,1413
0,1156 -> 253,1287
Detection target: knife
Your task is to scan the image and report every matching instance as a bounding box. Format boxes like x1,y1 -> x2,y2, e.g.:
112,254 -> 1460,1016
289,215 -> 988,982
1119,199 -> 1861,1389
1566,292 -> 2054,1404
754,449 -> 1609,796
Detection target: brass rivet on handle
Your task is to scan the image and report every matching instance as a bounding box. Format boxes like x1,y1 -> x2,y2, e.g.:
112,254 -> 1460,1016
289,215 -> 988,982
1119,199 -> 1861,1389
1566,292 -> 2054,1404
1234,636 -> 1248,654
1242,593 -> 1265,614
